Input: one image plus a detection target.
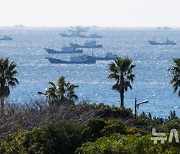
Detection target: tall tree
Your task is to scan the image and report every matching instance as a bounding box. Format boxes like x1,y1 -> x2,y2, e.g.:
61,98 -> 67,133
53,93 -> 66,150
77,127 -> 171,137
108,57 -> 135,107
168,58 -> 180,97
0,58 -> 19,114
39,76 -> 78,104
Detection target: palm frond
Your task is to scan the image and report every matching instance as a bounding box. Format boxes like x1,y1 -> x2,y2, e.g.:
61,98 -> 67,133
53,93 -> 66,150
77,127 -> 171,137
168,58 -> 180,96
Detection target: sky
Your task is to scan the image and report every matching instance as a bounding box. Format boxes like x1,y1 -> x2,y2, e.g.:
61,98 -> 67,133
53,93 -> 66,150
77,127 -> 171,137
0,0 -> 180,27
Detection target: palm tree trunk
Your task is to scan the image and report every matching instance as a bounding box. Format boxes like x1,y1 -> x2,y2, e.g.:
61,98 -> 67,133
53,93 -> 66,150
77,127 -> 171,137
120,77 -> 125,107
0,97 -> 4,115
120,91 -> 124,107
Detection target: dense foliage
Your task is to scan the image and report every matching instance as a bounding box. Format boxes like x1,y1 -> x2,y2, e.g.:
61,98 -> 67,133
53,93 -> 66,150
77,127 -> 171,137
76,133 -> 180,154
0,120 -> 82,154
0,111 -> 179,153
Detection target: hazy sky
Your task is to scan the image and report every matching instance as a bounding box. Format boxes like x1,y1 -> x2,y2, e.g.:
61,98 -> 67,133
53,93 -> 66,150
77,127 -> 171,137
0,0 -> 180,27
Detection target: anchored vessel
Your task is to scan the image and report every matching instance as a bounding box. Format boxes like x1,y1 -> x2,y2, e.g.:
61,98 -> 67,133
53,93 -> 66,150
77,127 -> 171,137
81,34 -> 103,38
46,56 -> 96,64
70,41 -> 102,48
60,32 -> 86,38
80,52 -> 118,61
46,52 -> 118,64
148,39 -> 176,45
44,46 -> 83,54
0,36 -> 13,40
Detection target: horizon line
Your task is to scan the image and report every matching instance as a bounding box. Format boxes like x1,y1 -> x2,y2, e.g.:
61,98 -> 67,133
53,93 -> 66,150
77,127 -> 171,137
1,25 -> 180,29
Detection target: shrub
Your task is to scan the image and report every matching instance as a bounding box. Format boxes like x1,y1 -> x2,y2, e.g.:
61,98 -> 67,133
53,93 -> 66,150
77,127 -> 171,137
76,133 -> 180,154
0,131 -> 27,154
97,106 -> 133,119
136,112 -> 164,131
164,119 -> 180,130
126,127 -> 146,135
76,133 -> 140,154
0,120 -> 82,154
81,118 -> 105,142
101,120 -> 126,136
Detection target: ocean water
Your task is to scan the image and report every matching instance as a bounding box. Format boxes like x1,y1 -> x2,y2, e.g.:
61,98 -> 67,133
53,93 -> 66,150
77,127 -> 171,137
0,27 -> 179,117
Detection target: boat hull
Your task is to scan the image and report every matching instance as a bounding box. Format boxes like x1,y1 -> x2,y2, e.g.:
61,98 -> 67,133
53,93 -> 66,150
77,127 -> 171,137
80,36 -> 103,38
81,45 -> 102,48
95,57 -> 117,60
84,56 -> 117,61
70,44 -> 102,48
0,38 -> 13,41
44,48 -> 83,54
60,49 -> 83,53
148,41 -> 176,45
44,48 -> 60,54
46,57 -> 96,64
60,33 -> 86,38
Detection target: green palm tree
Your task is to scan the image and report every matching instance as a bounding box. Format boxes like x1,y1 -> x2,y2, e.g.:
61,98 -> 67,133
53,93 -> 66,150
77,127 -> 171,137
0,58 -> 19,114
168,58 -> 180,97
40,76 -> 78,104
108,57 -> 135,107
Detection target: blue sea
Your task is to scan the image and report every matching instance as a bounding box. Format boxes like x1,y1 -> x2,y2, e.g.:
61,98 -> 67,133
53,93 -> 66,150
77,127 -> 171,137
0,27 -> 179,117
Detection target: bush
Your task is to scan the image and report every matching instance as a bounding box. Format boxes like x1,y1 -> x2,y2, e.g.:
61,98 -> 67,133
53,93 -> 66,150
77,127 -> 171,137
97,106 -> 133,119
101,120 -> 126,136
76,133 -> 140,154
81,118 -> 105,142
76,133 -> 180,154
0,120 -> 82,154
126,127 -> 146,135
136,112 -> 164,131
0,131 -> 27,154
164,119 -> 180,130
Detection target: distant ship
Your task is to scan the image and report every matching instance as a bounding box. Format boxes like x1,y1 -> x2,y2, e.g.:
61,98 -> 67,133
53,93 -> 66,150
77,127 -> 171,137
80,52 -> 118,61
14,25 -> 26,28
46,56 -> 96,64
94,52 -> 118,60
70,41 -> 102,48
163,27 -> 171,30
0,36 -> 13,40
60,32 -> 86,38
156,27 -> 162,30
44,46 -> 83,54
71,26 -> 90,33
81,34 -> 103,38
44,48 -> 60,54
60,46 -> 83,53
148,39 -> 176,45
156,27 -> 171,30
46,52 -> 118,64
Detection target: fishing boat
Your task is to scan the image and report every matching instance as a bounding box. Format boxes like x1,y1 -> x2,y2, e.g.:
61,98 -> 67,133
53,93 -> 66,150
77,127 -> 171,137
77,52 -> 118,61
0,36 -> 13,40
60,32 -> 86,38
70,41 -> 102,48
44,46 -> 83,54
60,46 -> 83,53
95,52 -> 118,60
46,56 -> 96,64
148,39 -> 176,45
81,34 -> 103,38
44,48 -> 60,54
